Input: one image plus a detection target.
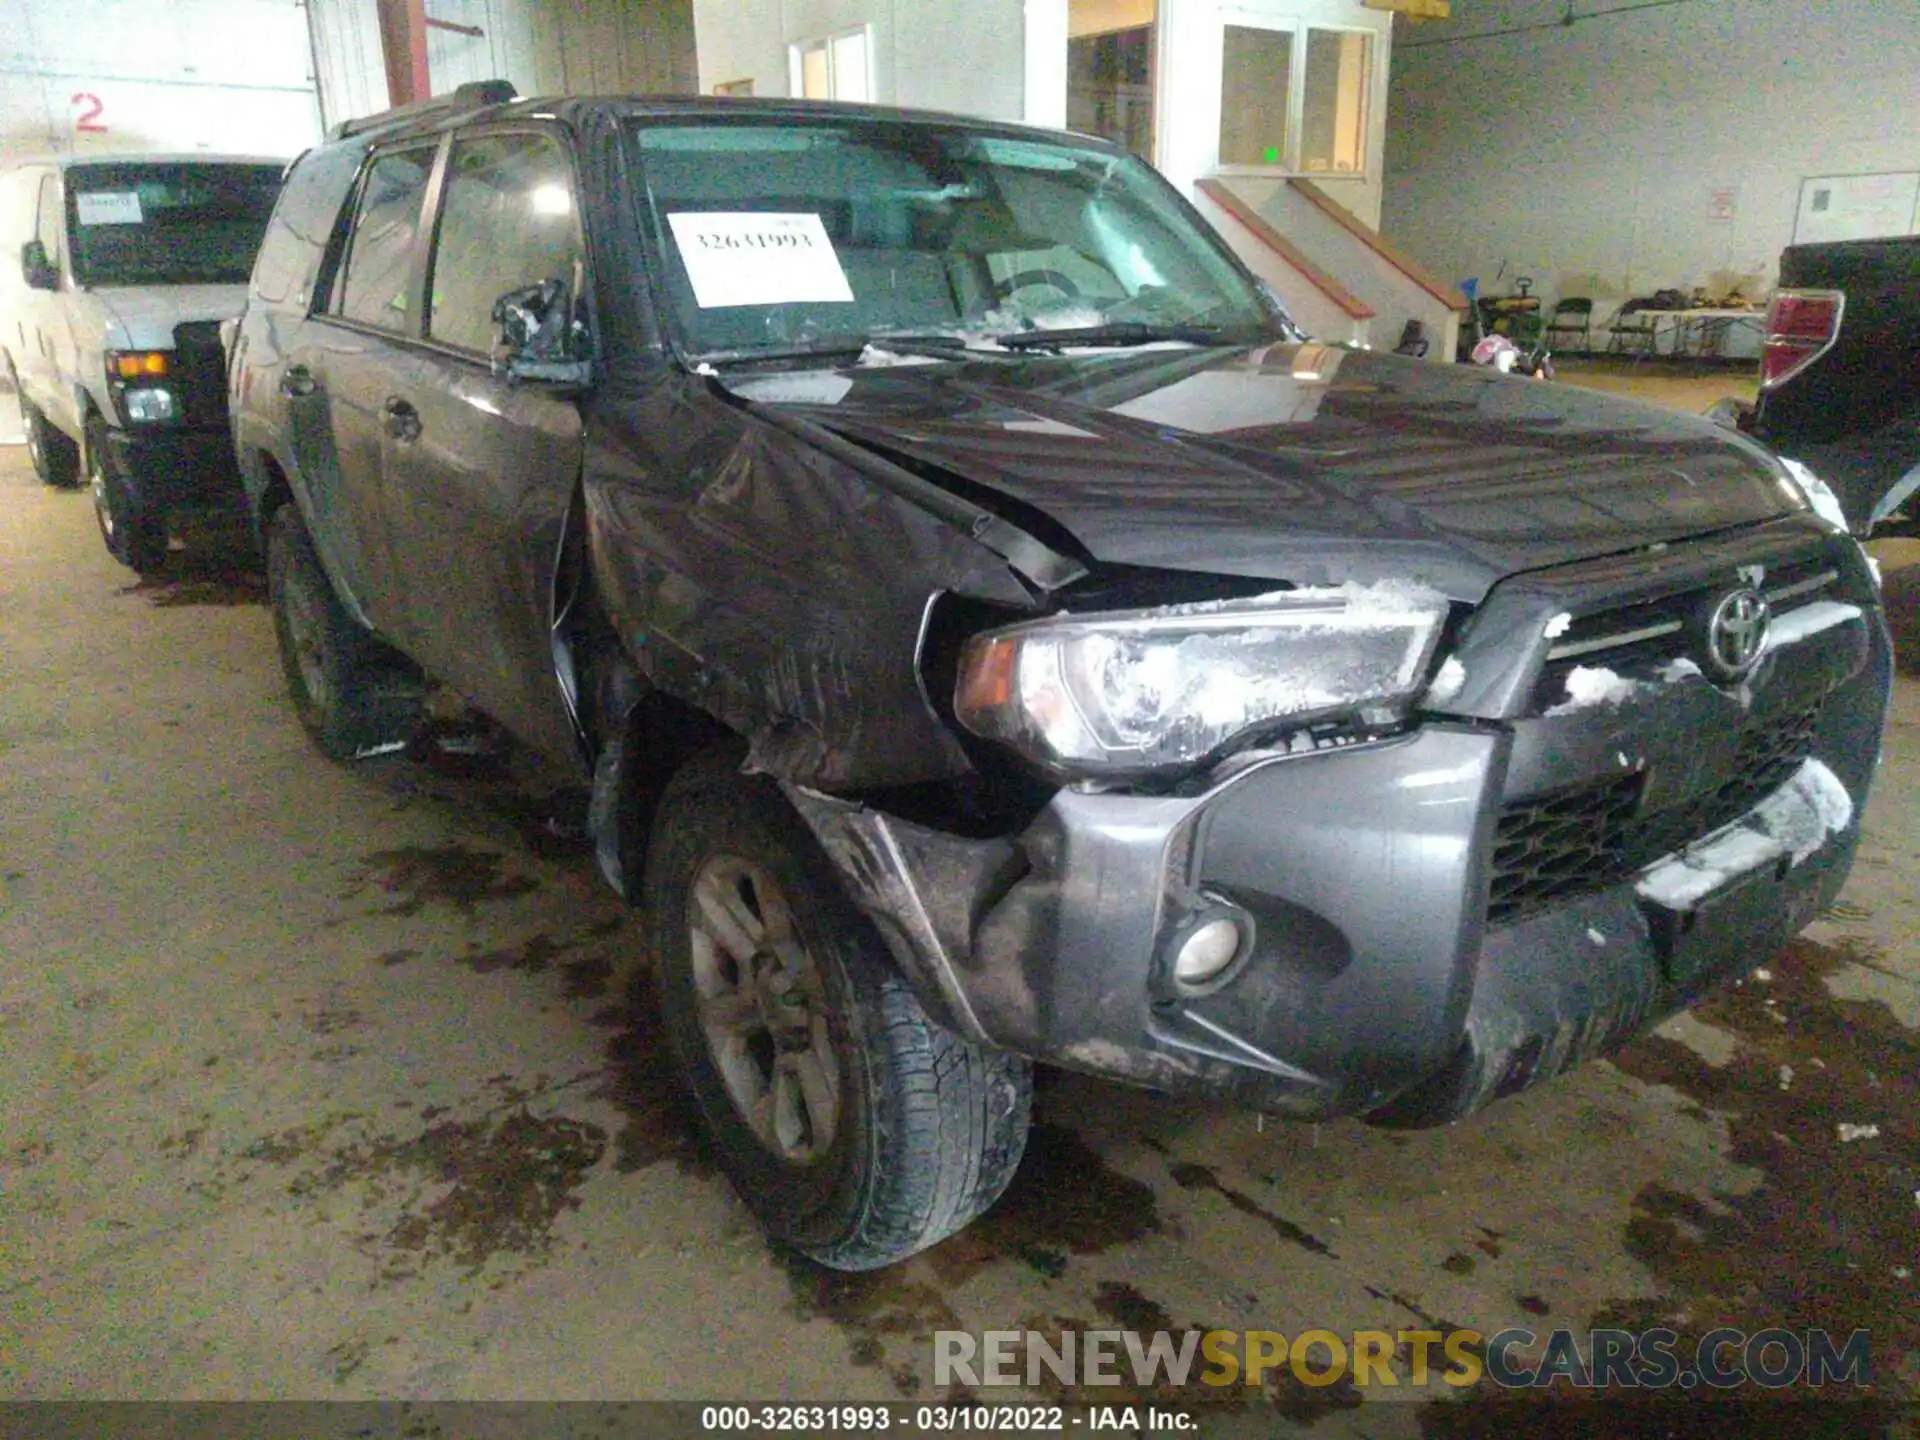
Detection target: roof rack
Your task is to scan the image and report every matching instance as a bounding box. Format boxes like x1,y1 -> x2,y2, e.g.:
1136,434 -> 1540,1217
328,79 -> 517,141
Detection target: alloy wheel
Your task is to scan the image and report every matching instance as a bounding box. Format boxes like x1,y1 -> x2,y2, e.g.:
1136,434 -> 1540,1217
687,855 -> 842,1162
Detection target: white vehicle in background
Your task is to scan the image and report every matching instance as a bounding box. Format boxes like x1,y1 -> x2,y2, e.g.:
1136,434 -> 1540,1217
0,154 -> 283,572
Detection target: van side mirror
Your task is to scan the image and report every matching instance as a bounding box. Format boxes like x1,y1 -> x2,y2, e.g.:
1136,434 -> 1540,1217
21,240 -> 57,291
491,277 -> 591,386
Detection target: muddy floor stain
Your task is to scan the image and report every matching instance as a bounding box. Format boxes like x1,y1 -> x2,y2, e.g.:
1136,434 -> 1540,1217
1606,936 -> 1918,1357
1166,1160 -> 1337,1258
782,1255 -> 961,1396
1422,932 -> 1920,1432
245,1108 -> 606,1279
122,555 -> 266,608
343,843 -> 540,918
590,971 -> 706,1174
924,1122 -> 1165,1286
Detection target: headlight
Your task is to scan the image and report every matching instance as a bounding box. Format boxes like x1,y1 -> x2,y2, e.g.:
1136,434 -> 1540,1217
122,387 -> 175,422
954,583 -> 1449,777
1778,457 -> 1849,533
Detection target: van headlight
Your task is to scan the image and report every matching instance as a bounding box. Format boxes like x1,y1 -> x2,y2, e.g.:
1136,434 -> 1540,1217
121,387 -> 176,422
954,584 -> 1449,777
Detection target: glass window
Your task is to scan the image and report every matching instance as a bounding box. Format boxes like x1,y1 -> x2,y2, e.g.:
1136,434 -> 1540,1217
829,30 -> 870,102
62,162 -> 282,287
1218,24 -> 1293,168
1067,25 -> 1155,160
427,132 -> 582,356
627,119 -> 1276,359
336,147 -> 435,333
1302,29 -> 1370,175
793,27 -> 870,101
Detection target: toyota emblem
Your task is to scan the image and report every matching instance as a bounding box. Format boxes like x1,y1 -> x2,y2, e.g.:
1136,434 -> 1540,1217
1703,587 -> 1771,680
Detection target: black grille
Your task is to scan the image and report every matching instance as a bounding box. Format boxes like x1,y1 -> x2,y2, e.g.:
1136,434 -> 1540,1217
170,321 -> 229,428
1531,552 -> 1839,712
1489,702 -> 1824,924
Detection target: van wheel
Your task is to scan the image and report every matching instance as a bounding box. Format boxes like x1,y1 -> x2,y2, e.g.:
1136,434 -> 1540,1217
266,504 -> 422,760
645,753 -> 1032,1271
87,418 -> 167,574
22,394 -> 80,488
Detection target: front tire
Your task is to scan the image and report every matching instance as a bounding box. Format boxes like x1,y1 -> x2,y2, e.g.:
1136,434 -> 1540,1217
266,504 -> 422,760
20,389 -> 80,488
645,754 -> 1032,1270
87,417 -> 166,574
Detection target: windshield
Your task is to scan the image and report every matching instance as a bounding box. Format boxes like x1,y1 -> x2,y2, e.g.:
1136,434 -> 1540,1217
625,118 -> 1283,361
66,162 -> 283,288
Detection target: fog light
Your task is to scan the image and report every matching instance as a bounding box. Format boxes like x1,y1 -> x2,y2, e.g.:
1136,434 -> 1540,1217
123,387 -> 175,422
1174,916 -> 1243,985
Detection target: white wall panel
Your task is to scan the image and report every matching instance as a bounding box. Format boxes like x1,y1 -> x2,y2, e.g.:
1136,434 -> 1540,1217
691,0 -> 1025,118
1383,0 -> 1920,319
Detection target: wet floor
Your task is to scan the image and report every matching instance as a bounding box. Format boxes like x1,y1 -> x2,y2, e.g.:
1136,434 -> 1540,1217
2,440 -> 1915,1432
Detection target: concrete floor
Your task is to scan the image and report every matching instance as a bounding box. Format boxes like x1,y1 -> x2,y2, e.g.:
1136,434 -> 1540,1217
2,388 -> 1916,1430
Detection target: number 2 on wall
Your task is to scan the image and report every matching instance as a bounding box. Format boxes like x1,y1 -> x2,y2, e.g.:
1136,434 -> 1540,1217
71,93 -> 107,133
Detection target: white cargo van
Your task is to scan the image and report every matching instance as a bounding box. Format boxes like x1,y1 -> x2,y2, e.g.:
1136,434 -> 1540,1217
0,155 -> 283,572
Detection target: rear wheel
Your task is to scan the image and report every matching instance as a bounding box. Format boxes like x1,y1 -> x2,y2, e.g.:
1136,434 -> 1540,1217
266,504 -> 422,760
645,753 -> 1032,1270
20,388 -> 80,488
87,417 -> 167,574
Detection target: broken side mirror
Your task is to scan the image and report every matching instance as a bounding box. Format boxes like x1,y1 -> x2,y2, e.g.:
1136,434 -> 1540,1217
491,275 -> 593,387
21,240 -> 57,291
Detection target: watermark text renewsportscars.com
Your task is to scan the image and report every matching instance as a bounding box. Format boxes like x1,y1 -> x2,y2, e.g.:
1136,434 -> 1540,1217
934,1326 -> 1871,1391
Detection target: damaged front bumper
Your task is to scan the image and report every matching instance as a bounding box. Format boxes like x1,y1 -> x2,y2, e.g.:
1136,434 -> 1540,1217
787,538 -> 1893,1128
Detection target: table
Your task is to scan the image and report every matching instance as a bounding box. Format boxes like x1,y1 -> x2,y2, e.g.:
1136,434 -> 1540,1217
1633,306 -> 1766,359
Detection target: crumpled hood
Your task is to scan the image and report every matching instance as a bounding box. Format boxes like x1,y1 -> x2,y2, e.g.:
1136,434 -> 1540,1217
89,283 -> 250,350
722,343 -> 1802,603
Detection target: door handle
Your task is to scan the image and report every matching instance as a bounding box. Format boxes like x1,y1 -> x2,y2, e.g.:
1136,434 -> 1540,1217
383,397 -> 421,441
279,364 -> 315,397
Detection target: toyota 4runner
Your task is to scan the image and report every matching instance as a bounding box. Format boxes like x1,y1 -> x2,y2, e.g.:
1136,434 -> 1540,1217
227,83 -> 1892,1270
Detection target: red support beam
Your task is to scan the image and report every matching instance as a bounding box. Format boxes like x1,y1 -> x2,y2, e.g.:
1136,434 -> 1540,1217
376,0 -> 432,107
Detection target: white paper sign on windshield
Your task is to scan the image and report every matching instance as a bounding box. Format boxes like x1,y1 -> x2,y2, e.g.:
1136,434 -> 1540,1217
667,212 -> 853,309
75,192 -> 144,226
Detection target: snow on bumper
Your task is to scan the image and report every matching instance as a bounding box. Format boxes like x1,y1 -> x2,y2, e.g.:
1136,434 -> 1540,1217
1636,759 -> 1854,911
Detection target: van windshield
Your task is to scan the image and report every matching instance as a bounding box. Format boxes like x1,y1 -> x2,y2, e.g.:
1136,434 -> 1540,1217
624,117 -> 1282,361
66,163 -> 284,288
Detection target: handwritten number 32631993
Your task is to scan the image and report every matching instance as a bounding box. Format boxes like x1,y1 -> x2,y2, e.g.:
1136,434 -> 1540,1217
71,93 -> 107,133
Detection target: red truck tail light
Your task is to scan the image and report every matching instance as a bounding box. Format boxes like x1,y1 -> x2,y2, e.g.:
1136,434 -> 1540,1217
1760,288 -> 1843,390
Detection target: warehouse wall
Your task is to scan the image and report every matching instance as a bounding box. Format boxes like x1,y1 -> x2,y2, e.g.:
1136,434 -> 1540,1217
310,0 -> 696,128
691,0 -> 1029,121
1382,0 -> 1920,319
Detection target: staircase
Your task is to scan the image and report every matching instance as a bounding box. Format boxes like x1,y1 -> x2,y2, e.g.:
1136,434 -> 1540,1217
1195,177 -> 1465,362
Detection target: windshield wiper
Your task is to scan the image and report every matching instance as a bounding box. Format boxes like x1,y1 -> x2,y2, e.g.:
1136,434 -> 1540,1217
992,321 -> 1244,351
690,334 -> 973,368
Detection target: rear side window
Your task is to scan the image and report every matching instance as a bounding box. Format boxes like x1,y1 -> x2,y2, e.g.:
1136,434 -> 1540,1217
252,147 -> 360,307
336,146 -> 435,333
426,131 -> 582,356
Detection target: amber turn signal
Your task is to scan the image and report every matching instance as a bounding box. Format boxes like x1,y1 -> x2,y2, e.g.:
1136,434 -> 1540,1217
955,634 -> 1019,716
110,350 -> 170,379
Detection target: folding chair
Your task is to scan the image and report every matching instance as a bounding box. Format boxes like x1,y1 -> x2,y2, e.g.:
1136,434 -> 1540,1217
1544,297 -> 1593,355
1606,299 -> 1657,358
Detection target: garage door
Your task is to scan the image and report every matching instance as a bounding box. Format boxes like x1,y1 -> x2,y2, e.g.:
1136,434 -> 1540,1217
0,0 -> 323,173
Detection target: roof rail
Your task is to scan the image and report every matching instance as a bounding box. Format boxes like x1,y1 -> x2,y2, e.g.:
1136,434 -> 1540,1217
327,79 -> 517,141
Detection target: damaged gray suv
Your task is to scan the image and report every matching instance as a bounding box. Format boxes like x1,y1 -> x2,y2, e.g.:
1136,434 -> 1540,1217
229,83 -> 1892,1269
